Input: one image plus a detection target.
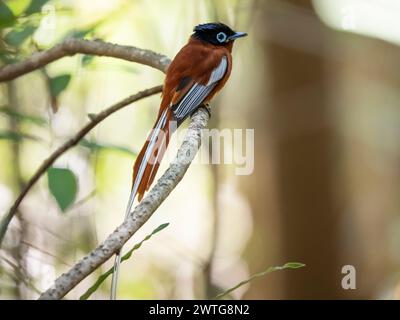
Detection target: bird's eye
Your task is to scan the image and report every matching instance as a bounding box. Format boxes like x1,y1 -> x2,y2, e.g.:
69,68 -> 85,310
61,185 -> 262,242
216,32 -> 227,43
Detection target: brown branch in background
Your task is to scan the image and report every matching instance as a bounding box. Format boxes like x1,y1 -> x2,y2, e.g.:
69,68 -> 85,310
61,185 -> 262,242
0,38 -> 170,82
39,107 -> 210,300
0,85 -> 163,248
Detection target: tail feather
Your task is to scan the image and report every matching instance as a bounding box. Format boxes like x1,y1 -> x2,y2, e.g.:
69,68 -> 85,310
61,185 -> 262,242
145,118 -> 171,191
132,108 -> 173,202
110,108 -> 173,299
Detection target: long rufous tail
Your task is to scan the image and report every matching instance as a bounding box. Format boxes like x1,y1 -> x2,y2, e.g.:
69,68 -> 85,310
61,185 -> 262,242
110,107 -> 174,299
133,108 -> 174,202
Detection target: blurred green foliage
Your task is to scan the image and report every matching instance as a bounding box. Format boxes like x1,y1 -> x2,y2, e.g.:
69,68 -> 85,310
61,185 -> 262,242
0,1 -> 16,29
0,106 -> 47,126
80,138 -> 137,157
0,130 -> 39,141
80,223 -> 169,300
24,0 -> 49,16
4,24 -> 35,46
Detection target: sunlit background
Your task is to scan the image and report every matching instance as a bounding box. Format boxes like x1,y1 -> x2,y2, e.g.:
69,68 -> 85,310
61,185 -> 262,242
1,0 -> 400,299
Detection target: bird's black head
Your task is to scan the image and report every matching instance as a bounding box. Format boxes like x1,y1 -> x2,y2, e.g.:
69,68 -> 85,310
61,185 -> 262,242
193,22 -> 247,46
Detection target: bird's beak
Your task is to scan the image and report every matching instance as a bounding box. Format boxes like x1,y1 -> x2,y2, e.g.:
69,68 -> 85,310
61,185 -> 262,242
228,31 -> 248,41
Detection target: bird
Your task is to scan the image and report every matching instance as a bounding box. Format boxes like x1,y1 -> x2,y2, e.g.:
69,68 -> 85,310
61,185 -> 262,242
110,22 -> 247,299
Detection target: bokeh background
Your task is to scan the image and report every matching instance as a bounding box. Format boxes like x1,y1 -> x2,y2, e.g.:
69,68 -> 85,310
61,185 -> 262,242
1,0 -> 400,299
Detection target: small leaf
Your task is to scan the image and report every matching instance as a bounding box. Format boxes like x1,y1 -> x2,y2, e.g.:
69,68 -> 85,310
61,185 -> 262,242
151,223 -> 169,234
5,25 -> 36,47
87,113 -> 97,121
215,262 -> 305,299
283,262 -> 305,269
24,0 -> 50,16
81,54 -> 95,67
0,1 -> 16,29
80,223 -> 169,300
47,167 -> 77,212
49,74 -> 71,97
66,27 -> 94,40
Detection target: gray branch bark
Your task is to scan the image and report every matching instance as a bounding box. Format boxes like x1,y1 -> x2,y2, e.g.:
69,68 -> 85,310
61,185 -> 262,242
39,107 -> 209,300
0,38 -> 170,81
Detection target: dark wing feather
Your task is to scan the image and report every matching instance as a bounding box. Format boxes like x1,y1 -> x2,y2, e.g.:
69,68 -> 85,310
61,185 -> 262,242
176,76 -> 192,92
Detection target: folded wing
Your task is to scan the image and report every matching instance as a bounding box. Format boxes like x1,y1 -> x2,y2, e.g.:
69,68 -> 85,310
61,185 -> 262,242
171,55 -> 228,124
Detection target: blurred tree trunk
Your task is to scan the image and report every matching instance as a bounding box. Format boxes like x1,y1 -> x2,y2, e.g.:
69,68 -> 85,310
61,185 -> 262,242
265,0 -> 342,299
243,0 -> 400,299
244,0 -> 344,299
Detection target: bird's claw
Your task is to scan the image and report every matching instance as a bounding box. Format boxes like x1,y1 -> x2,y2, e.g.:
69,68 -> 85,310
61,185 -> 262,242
190,103 -> 212,119
202,103 -> 212,118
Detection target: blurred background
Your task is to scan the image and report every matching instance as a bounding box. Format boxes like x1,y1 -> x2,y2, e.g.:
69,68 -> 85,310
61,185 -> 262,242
1,0 -> 400,299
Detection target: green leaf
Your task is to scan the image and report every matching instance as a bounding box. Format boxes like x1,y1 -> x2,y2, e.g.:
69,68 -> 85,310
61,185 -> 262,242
215,262 -> 306,299
0,130 -> 40,142
0,107 -> 47,126
80,139 -> 137,157
49,74 -> 71,97
24,0 -> 50,16
0,52 -> 18,64
66,27 -> 94,40
5,25 -> 36,47
6,0 -> 29,16
87,113 -> 96,121
80,223 -> 169,300
81,54 -> 95,67
0,1 -> 16,29
47,167 -> 78,212
282,262 -> 305,269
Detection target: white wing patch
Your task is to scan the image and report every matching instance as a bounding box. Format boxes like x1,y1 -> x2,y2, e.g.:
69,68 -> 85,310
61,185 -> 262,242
172,56 -> 228,121
207,56 -> 228,85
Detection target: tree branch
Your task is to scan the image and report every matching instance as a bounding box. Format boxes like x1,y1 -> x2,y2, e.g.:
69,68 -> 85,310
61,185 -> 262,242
39,107 -> 209,300
0,85 -> 163,248
0,38 -> 170,82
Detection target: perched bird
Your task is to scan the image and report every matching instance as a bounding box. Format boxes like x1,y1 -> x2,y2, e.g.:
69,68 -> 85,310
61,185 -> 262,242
110,22 -> 247,299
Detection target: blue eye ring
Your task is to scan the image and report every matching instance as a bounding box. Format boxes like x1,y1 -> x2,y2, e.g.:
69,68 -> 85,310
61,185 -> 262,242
216,32 -> 227,43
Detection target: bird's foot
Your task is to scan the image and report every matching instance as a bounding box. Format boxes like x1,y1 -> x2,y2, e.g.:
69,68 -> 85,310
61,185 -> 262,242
202,103 -> 212,119
190,103 -> 211,119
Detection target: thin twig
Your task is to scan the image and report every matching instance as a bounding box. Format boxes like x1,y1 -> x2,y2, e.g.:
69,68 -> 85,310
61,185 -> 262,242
0,85 -> 163,248
20,240 -> 72,267
0,38 -> 170,82
0,254 -> 41,294
39,107 -> 210,300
